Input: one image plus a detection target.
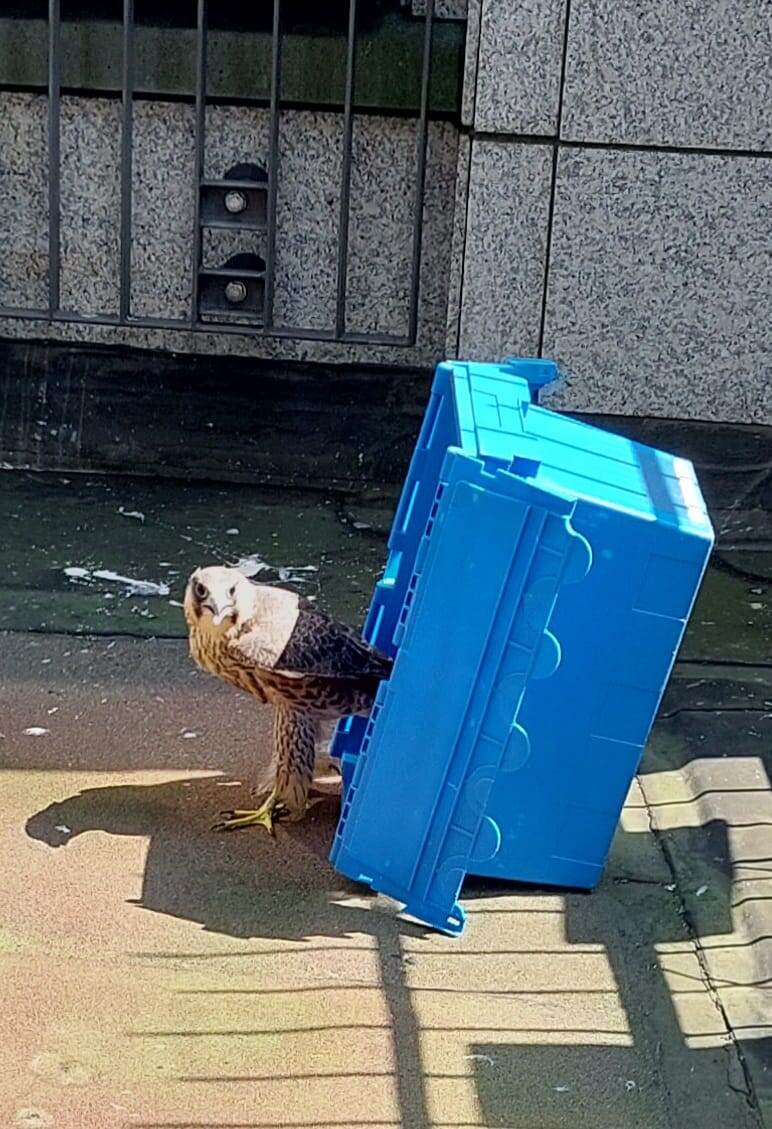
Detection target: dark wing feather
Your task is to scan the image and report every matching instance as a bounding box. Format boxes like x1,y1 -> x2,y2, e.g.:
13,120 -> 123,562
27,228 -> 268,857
276,608 -> 392,679
250,665 -> 382,714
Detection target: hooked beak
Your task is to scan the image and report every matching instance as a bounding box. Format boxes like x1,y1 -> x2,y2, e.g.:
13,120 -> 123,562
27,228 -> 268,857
208,603 -> 235,626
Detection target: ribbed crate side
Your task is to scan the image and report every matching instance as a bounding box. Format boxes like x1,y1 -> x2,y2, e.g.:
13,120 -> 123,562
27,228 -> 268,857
407,503 -> 548,895
413,508 -> 588,918
472,495 -> 708,888
330,683 -> 390,861
332,470 -> 593,934
333,478 -> 533,894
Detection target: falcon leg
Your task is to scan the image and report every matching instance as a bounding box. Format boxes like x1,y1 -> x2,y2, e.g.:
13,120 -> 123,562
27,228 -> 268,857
211,706 -> 319,835
273,705 -> 319,823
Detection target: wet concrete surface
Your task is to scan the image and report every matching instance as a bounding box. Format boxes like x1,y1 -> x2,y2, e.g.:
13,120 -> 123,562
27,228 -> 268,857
0,469 -> 396,636
0,353 -> 770,1128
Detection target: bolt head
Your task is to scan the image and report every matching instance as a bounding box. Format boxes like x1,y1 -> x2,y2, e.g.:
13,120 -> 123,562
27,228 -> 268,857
224,280 -> 248,304
224,190 -> 248,215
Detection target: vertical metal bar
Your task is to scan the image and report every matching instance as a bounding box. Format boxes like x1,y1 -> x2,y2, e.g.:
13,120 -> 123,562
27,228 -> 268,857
406,0 -> 435,345
334,0 -> 357,339
119,0 -> 134,322
262,0 -> 282,330
47,0 -> 61,315
190,0 -> 207,326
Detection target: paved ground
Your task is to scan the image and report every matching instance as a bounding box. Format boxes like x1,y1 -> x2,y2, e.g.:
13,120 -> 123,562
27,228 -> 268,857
0,623 -> 769,1129
0,399 -> 770,1128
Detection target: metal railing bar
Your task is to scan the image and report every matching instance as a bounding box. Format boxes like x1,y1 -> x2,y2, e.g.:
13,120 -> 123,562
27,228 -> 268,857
262,0 -> 282,331
47,0 -> 61,315
334,0 -> 357,339
0,306 -> 410,346
190,0 -> 207,328
119,0 -> 134,322
406,0 -> 435,345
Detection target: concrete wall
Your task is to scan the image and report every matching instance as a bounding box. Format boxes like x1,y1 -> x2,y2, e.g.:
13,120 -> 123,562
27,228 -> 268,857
1,2 -> 770,423
450,0 -> 771,423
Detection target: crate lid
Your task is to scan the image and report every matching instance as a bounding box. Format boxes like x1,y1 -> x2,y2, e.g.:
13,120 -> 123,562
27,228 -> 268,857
451,359 -> 711,538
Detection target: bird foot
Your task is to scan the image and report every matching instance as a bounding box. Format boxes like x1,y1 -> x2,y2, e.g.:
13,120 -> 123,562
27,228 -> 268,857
212,803 -> 278,837
212,793 -> 326,835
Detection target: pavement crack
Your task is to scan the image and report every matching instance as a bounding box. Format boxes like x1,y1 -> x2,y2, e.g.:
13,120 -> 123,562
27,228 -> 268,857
612,875 -> 665,887
2,626 -> 183,642
657,706 -> 772,720
676,658 -> 772,670
637,773 -> 765,1124
730,1079 -> 755,1102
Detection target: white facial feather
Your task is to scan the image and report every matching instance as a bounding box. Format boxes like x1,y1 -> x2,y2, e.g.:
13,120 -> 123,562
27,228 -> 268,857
184,565 -> 300,665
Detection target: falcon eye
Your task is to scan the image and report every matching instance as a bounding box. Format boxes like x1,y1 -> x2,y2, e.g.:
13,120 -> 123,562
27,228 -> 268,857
194,581 -> 207,600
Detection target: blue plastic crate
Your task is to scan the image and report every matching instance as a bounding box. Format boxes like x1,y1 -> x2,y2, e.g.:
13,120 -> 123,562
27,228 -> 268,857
329,359 -> 714,933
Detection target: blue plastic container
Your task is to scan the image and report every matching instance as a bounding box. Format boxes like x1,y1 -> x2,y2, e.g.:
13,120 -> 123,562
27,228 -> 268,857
330,359 -> 714,934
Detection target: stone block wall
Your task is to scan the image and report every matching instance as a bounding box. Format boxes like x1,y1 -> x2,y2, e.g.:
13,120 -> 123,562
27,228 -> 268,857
450,0 -> 771,423
1,2 -> 769,423
0,90 -> 458,368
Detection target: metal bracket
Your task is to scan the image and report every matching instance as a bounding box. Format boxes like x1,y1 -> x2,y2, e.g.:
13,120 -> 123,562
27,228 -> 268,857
197,164 -> 268,323
199,163 -> 268,231
198,252 -> 265,321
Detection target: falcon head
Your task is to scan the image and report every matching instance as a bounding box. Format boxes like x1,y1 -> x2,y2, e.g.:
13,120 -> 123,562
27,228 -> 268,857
184,565 -> 254,629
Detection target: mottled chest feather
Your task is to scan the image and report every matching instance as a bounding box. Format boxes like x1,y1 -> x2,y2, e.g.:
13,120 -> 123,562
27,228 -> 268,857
188,623 -> 267,701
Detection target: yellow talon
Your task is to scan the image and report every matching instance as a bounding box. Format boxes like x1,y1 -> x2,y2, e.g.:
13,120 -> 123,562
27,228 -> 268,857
211,791 -> 327,834
212,796 -> 278,837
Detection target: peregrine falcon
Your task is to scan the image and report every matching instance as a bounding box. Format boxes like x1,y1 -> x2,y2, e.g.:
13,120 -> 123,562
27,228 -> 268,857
183,565 -> 392,835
